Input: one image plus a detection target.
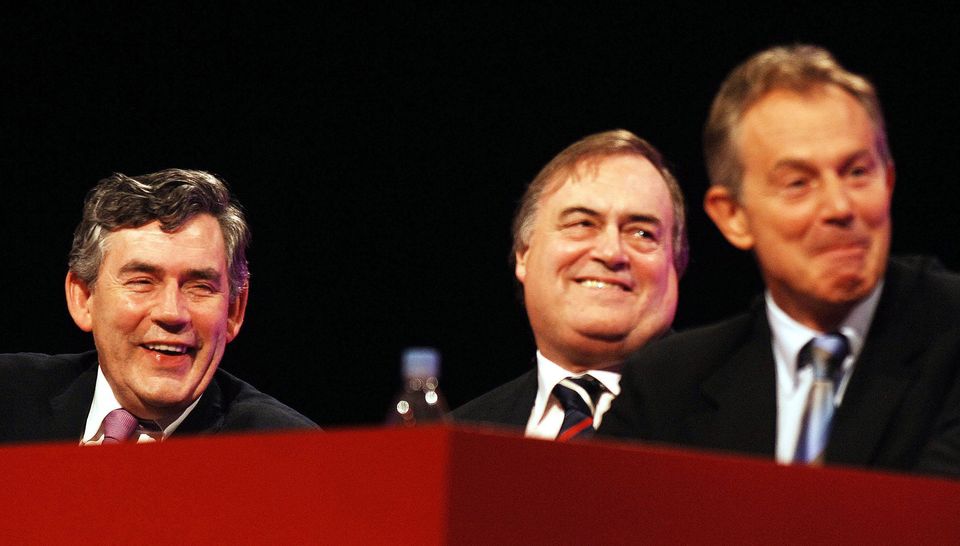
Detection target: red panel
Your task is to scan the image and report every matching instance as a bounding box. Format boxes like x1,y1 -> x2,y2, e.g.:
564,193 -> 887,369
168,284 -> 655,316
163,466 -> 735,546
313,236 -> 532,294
2,425 -> 958,544
1,427 -> 450,544
446,426 -> 960,544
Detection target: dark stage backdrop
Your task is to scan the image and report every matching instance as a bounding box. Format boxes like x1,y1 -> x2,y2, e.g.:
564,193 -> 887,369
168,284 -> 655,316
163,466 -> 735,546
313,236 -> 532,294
2,5 -> 959,427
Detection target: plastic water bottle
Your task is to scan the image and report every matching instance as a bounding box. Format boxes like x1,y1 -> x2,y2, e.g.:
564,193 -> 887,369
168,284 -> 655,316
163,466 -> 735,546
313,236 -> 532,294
386,347 -> 449,426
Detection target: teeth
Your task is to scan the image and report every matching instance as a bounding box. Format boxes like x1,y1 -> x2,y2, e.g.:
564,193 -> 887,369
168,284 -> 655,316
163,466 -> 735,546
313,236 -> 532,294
144,343 -> 188,354
580,279 -> 612,289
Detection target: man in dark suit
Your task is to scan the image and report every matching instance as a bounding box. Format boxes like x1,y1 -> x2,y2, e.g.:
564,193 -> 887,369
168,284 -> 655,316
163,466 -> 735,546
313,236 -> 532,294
600,45 -> 960,477
0,169 -> 316,444
453,130 -> 689,440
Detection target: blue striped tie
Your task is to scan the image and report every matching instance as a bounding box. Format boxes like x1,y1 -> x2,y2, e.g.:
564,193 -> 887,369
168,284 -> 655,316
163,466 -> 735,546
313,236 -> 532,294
552,375 -> 604,442
794,333 -> 849,464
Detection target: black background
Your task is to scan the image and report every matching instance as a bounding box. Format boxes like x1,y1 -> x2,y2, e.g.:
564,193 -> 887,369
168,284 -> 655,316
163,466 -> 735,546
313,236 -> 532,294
3,4 -> 959,427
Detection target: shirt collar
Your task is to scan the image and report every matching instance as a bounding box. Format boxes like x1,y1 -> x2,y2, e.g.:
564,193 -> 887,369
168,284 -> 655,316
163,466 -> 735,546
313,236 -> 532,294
766,281 -> 883,380
82,365 -> 202,443
534,351 -> 622,400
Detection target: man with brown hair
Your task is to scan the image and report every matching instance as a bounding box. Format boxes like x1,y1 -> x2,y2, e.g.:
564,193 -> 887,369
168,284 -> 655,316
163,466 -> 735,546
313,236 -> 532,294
453,129 -> 688,440
601,45 -> 960,477
0,169 -> 317,444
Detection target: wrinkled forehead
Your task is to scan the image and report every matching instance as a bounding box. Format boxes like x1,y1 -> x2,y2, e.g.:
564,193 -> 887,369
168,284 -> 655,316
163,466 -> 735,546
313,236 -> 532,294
100,217 -> 229,268
541,153 -> 658,198
539,155 -> 674,227
733,84 -> 886,158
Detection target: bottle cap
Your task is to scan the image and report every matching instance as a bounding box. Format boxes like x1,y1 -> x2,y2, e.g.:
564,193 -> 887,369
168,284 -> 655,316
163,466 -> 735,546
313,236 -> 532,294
402,347 -> 440,378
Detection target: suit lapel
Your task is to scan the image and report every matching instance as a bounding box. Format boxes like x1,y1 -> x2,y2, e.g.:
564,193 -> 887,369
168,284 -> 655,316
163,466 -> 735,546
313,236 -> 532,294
47,364 -> 98,441
693,307 -> 777,456
493,368 -> 539,427
509,369 -> 539,426
176,374 -> 226,435
828,260 -> 927,464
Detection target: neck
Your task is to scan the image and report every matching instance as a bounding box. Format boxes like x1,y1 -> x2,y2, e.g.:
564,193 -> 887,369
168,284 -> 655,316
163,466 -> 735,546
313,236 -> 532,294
540,349 -> 624,374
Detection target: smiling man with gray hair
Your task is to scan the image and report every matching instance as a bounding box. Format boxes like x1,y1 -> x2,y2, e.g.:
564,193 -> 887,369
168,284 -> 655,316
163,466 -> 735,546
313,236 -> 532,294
453,130 -> 688,441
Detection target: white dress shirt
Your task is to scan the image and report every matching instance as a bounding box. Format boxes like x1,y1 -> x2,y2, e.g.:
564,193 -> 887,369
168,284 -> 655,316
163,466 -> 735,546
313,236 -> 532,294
81,366 -> 201,445
524,351 -> 621,440
766,283 -> 882,463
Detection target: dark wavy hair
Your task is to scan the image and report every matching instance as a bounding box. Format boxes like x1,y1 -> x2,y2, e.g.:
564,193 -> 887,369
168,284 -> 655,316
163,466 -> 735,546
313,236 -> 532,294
68,168 -> 250,299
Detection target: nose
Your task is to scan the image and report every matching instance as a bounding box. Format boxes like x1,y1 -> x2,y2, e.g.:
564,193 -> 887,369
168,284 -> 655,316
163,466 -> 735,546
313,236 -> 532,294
820,174 -> 854,227
591,225 -> 628,270
151,281 -> 190,331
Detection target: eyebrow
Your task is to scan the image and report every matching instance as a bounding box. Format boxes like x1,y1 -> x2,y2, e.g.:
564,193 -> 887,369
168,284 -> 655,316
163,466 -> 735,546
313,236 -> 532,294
772,149 -> 873,173
118,261 -> 163,277
558,207 -> 663,226
559,206 -> 602,219
118,261 -> 222,283
184,268 -> 223,283
839,150 -> 875,171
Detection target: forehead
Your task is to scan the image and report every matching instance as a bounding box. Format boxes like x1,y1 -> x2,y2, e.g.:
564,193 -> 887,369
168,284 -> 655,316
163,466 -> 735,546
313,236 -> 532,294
736,85 -> 879,167
538,154 -> 673,218
100,214 -> 228,271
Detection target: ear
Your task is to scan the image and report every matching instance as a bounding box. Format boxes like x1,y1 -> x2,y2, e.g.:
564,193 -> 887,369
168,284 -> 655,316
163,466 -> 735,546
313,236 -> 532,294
514,248 -> 529,284
65,271 -> 94,332
225,282 -> 249,343
704,185 -> 755,251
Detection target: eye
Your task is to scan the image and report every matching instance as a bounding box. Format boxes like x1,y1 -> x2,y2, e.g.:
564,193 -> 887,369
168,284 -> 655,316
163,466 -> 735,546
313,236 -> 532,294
780,176 -> 813,197
124,278 -> 155,292
847,162 -> 876,181
623,223 -> 660,249
560,216 -> 599,238
565,218 -> 596,229
186,282 -> 218,295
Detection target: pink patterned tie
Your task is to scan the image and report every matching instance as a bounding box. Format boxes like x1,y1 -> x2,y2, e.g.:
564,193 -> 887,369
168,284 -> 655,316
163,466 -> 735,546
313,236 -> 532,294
101,408 -> 139,444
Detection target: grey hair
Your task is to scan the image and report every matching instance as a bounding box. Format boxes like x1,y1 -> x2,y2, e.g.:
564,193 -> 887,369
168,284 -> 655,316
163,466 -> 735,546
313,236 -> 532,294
68,168 -> 250,299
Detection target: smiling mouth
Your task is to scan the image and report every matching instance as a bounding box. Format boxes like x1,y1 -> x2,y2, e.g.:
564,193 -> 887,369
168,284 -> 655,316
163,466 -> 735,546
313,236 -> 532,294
142,343 -> 193,356
818,244 -> 870,260
577,279 -> 632,292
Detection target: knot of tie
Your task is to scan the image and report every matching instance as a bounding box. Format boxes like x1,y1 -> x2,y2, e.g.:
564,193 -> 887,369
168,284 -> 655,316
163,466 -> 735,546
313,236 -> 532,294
799,332 -> 850,381
102,408 -> 139,444
552,375 -> 604,442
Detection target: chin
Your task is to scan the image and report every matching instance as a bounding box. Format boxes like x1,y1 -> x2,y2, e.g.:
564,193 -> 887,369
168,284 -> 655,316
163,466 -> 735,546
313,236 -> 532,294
140,393 -> 188,409
138,382 -> 195,406
827,271 -> 880,300
576,324 -> 633,343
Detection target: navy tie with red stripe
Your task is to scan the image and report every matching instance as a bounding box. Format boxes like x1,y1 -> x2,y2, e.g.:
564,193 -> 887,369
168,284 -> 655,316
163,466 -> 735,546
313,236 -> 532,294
552,375 -> 604,442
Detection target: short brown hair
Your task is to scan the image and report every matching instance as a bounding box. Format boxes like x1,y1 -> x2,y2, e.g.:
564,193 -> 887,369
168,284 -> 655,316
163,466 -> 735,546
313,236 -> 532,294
704,44 -> 891,196
512,129 -> 689,276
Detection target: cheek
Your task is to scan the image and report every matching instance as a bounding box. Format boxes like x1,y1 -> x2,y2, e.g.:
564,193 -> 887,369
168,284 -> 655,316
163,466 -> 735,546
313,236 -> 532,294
631,253 -> 677,291
861,196 -> 892,227
91,298 -> 140,333
196,306 -> 232,339
753,210 -> 809,243
530,240 -> 589,273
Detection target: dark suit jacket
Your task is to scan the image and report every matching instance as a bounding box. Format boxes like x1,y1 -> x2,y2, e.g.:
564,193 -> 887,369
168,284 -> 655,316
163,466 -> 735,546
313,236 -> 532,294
0,351 -> 318,444
600,256 -> 960,478
450,369 -> 537,431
